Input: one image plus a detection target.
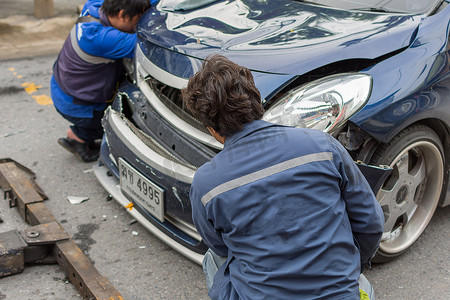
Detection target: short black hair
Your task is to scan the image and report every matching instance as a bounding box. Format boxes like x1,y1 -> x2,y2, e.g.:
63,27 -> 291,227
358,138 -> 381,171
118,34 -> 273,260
102,0 -> 151,18
182,55 -> 264,137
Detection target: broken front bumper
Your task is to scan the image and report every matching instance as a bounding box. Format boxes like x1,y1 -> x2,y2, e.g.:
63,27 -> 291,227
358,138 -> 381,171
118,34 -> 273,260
93,162 -> 204,265
94,79 -> 392,266
93,82 -> 209,264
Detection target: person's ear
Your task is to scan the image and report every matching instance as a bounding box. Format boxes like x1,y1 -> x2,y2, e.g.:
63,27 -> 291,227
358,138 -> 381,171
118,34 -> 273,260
118,9 -> 127,22
207,127 -> 226,144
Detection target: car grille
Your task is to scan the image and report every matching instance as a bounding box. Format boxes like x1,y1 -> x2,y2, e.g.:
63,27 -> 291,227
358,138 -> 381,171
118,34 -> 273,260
146,77 -> 209,135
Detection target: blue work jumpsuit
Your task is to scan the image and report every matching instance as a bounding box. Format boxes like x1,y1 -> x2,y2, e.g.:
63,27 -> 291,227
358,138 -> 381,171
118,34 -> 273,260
190,120 -> 384,299
51,0 -> 141,143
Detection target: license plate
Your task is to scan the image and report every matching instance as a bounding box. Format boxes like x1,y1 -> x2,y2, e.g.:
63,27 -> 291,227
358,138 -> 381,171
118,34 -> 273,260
119,158 -> 165,222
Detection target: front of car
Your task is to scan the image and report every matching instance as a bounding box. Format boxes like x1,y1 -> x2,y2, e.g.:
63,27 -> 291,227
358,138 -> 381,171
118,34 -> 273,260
94,0 -> 450,264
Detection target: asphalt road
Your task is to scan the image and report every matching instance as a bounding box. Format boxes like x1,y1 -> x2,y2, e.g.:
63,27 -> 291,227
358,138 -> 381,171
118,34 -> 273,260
0,55 -> 209,299
0,2 -> 449,294
0,53 -> 448,300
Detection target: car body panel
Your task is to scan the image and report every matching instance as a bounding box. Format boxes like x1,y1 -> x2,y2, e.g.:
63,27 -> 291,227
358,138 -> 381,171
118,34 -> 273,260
95,0 -> 450,263
137,0 -> 450,142
352,5 -> 450,142
139,0 -> 421,76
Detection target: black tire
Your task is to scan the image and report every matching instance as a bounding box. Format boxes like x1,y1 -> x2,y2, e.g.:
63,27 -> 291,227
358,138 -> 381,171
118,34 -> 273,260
369,125 -> 444,263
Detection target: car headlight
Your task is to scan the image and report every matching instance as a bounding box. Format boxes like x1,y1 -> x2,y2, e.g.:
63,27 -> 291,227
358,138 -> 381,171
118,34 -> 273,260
263,73 -> 372,133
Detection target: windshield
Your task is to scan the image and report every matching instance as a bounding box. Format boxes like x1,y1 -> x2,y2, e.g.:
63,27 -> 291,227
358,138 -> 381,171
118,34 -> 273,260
295,0 -> 443,14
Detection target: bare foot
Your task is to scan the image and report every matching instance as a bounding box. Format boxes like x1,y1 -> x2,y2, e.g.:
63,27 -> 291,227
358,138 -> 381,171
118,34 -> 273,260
67,128 -> 85,143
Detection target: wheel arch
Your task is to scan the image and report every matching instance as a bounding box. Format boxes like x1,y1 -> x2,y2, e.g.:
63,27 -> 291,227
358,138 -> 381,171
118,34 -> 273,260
420,119 -> 450,207
356,118 -> 450,207
354,120 -> 448,262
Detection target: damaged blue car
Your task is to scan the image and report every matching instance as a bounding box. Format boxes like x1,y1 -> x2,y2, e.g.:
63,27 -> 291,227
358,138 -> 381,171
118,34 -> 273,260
94,0 -> 450,264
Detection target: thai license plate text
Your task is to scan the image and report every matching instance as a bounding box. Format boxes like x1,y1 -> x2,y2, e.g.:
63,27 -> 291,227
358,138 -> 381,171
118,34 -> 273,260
119,158 -> 164,222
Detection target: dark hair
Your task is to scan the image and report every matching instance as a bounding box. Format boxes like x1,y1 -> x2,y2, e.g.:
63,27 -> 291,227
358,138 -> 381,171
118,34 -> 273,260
102,0 -> 151,18
182,55 -> 264,137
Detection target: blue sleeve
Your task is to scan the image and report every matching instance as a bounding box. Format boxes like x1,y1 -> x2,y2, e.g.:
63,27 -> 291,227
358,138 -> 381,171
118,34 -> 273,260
190,172 -> 228,257
98,27 -> 137,59
328,134 -> 384,270
77,23 -> 137,59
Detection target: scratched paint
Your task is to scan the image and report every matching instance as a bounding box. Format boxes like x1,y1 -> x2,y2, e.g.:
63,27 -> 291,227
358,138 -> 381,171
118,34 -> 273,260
171,186 -> 185,210
8,67 -> 53,106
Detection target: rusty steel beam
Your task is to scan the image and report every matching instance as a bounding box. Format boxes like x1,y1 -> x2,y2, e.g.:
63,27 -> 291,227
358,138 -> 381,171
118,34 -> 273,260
0,161 -> 45,222
0,230 -> 28,276
0,160 -> 124,300
1,222 -> 69,276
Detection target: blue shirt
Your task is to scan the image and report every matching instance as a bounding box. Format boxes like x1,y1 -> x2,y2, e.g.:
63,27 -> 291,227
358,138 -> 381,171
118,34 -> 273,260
190,120 -> 384,300
51,0 -> 141,118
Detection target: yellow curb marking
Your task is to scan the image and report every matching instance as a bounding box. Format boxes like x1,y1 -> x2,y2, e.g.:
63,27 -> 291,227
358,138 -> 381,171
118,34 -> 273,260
21,82 -> 43,95
8,67 -> 53,106
32,95 -> 53,105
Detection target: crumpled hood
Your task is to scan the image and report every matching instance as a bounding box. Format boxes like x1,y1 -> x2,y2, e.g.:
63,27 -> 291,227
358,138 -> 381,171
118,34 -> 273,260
138,0 -> 422,76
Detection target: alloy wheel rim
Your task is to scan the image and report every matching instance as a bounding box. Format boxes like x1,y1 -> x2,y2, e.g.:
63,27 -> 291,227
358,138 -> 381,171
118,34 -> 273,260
376,140 -> 443,254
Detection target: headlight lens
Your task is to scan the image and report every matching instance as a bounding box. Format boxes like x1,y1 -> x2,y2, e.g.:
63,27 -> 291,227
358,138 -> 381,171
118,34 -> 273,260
263,73 -> 372,132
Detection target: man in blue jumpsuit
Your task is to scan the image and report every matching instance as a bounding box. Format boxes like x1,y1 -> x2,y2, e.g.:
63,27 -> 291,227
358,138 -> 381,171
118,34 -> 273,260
51,0 -> 153,162
182,55 -> 384,299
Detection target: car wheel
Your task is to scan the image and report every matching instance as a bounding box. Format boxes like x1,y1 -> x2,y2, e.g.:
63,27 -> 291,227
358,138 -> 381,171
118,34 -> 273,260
369,125 -> 444,263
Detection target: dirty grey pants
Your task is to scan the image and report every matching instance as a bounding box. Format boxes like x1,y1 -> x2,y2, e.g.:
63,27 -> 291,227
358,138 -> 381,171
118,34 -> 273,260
202,248 -> 376,299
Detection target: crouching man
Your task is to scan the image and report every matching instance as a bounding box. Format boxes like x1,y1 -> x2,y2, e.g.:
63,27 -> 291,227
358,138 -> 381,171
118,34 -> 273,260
182,55 -> 384,300
51,0 -> 152,162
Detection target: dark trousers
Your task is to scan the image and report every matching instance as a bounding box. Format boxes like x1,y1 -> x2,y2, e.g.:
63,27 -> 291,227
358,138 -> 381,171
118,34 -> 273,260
56,108 -> 105,145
